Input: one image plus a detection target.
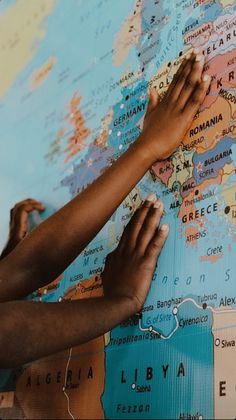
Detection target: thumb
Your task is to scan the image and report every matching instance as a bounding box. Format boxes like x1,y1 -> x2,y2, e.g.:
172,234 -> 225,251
146,87 -> 159,114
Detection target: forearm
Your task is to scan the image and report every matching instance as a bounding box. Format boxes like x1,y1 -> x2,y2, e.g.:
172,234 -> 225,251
0,140 -> 153,300
0,235 -> 20,260
0,296 -> 136,368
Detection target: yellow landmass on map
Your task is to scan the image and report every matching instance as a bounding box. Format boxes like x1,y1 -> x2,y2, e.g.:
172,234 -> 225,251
219,0 -> 234,6
221,162 -> 236,186
221,187 -> 236,227
31,57 -> 56,90
0,0 -> 55,98
168,149 -> 194,189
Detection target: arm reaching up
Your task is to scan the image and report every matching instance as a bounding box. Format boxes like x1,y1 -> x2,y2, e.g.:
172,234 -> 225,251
0,198 -> 168,368
0,52 -> 210,302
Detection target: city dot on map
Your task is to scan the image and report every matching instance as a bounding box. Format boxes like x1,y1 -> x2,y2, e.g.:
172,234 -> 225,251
125,95 -> 129,101
195,189 -> 199,196
202,303 -> 207,310
149,326 -> 153,332
215,338 -> 220,347
131,383 -> 136,390
173,307 -> 178,315
224,206 -> 231,215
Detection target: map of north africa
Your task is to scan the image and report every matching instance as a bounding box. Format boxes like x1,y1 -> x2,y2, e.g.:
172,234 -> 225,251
0,0 -> 236,419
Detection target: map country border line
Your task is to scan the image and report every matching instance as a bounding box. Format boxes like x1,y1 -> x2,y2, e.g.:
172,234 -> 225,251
138,297 -> 236,340
62,347 -> 75,420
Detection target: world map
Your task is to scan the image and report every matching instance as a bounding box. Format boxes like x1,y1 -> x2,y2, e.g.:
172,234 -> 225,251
0,0 -> 236,418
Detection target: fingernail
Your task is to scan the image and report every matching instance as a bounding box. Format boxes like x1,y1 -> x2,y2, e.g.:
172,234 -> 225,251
146,193 -> 156,202
153,201 -> 161,209
193,47 -> 200,54
195,54 -> 204,62
202,74 -> 210,82
161,224 -> 169,233
186,53 -> 191,60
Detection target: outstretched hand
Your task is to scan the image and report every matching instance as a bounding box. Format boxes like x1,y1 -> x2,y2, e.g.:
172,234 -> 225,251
139,51 -> 211,161
102,194 -> 168,313
0,198 -> 45,259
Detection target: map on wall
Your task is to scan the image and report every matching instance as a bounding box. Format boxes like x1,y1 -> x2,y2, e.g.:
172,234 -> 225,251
0,0 -> 236,418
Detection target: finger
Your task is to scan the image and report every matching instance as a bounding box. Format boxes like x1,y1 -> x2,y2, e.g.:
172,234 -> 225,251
183,74 -> 211,118
146,87 -> 159,114
22,203 -> 45,213
145,224 -> 169,263
10,210 -> 29,239
11,203 -> 44,234
167,54 -> 199,103
166,54 -> 194,97
136,200 -> 164,255
17,211 -> 29,239
14,199 -> 45,209
177,54 -> 205,109
118,194 -> 157,252
14,201 -> 45,213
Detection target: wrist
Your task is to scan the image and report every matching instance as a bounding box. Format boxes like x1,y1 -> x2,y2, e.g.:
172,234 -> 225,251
132,135 -> 157,167
104,295 -> 140,320
135,132 -> 168,163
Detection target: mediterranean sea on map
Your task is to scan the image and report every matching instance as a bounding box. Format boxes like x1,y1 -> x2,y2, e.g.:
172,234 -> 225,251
0,0 -> 236,419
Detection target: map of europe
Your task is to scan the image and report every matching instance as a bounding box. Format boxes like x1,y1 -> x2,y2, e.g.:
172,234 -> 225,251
0,0 -> 236,418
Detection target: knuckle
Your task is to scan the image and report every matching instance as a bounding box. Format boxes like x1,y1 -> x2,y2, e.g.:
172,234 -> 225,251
151,240 -> 161,251
178,74 -> 187,82
190,94 -> 200,105
185,77 -> 197,88
140,225 -> 150,234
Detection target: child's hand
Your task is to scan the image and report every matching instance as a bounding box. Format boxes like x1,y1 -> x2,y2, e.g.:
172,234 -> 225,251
102,195 -> 168,313
139,52 -> 211,161
9,199 -> 45,242
0,199 -> 45,260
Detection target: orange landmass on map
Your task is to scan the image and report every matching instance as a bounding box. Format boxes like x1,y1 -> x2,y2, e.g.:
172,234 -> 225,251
64,93 -> 91,163
203,48 -> 236,110
185,226 -> 200,247
15,276 -> 105,419
179,174 -> 222,230
200,253 -> 223,263
183,96 -> 231,154
93,108 -> 113,148
31,57 -> 56,89
37,274 -> 63,298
